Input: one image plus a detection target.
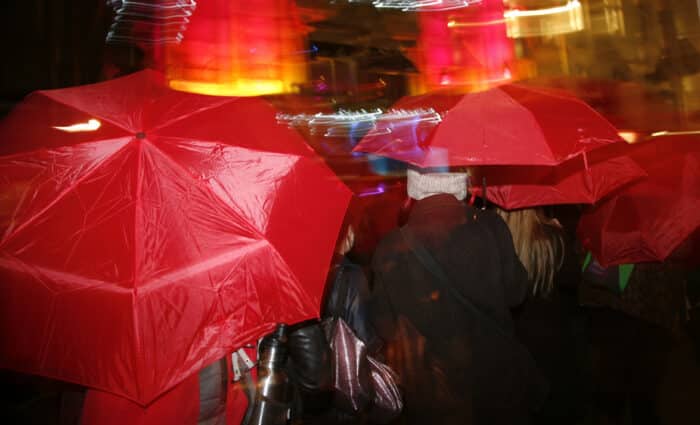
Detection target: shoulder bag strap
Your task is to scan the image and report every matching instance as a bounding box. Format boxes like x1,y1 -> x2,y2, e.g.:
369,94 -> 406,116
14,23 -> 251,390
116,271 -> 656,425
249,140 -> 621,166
398,227 -> 516,344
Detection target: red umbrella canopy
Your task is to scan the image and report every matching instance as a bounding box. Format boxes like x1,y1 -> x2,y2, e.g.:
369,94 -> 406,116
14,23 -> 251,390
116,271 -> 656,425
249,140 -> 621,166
577,135 -> 700,267
0,70 -> 352,405
352,84 -> 625,167
468,141 -> 647,210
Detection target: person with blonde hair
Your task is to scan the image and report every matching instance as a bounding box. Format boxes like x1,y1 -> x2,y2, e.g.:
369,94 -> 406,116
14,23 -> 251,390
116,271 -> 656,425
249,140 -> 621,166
494,207 -> 565,297
495,206 -> 591,425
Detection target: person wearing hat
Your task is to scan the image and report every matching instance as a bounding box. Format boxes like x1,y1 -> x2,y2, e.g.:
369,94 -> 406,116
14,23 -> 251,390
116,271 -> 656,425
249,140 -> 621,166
368,167 -> 548,425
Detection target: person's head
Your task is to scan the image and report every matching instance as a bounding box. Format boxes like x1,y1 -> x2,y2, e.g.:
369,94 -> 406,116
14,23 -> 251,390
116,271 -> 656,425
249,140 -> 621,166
406,167 -> 469,202
495,207 -> 564,296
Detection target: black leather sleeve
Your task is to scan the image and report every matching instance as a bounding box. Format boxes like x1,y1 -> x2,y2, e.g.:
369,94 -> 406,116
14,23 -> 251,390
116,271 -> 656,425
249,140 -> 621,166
286,321 -> 333,407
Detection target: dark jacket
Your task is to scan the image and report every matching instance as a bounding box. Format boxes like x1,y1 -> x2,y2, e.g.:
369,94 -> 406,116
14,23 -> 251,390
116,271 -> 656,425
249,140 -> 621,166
323,256 -> 381,354
513,226 -> 591,425
288,255 -> 383,425
369,194 -> 545,425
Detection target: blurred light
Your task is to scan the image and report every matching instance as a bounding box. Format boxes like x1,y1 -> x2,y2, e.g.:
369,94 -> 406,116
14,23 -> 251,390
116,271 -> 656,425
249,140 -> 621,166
165,0 -> 308,97
106,0 -> 197,44
278,108 -> 442,139
169,79 -> 285,96
358,186 -> 386,197
440,72 -> 451,85
504,0 -> 583,37
366,108 -> 442,137
447,18 -> 505,28
617,131 -> 640,143
277,110 -> 383,138
503,0 -> 580,18
373,0 -> 482,12
651,130 -> 700,137
419,0 -> 514,90
53,119 -> 101,133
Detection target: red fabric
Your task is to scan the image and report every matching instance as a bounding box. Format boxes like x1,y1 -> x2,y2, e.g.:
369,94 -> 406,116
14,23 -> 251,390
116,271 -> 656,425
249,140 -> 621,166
468,142 -> 646,209
81,373 -> 200,425
577,135 -> 700,266
353,83 -> 624,167
0,70 -> 351,405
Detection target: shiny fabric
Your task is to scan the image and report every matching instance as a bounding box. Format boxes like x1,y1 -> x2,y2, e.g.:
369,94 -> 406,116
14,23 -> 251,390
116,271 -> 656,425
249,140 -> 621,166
468,142 -> 647,209
323,317 -> 402,420
353,84 -> 624,167
325,317 -> 373,413
577,135 -> 700,266
0,70 -> 351,405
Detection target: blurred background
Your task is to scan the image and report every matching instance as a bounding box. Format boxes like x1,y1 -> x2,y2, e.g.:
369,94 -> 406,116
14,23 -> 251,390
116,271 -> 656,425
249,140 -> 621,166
0,0 -> 698,138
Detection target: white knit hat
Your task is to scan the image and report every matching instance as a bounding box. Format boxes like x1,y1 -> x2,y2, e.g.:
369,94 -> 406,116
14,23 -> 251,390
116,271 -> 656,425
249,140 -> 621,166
406,168 -> 469,201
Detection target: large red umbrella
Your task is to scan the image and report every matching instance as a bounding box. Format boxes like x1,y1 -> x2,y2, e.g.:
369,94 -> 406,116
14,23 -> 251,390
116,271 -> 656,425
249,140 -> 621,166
467,142 -> 647,210
352,84 -> 625,167
577,135 -> 700,266
0,70 -> 351,405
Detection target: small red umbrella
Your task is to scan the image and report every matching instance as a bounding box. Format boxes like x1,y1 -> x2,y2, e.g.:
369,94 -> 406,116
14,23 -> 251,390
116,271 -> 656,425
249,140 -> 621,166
468,142 -> 647,209
352,83 -> 625,167
577,135 -> 700,267
0,70 -> 351,404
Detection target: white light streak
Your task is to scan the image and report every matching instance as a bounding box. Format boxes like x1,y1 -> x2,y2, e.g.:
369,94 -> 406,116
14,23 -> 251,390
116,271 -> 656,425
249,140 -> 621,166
277,108 -> 443,139
372,0 -> 481,12
650,130 -> 700,137
106,0 -> 197,44
52,119 -> 102,133
366,108 -> 442,137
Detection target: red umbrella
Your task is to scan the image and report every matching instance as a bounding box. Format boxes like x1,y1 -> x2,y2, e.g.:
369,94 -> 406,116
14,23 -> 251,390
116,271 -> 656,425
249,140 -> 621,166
577,135 -> 700,266
0,70 -> 351,404
352,84 -> 625,167
467,142 -> 647,209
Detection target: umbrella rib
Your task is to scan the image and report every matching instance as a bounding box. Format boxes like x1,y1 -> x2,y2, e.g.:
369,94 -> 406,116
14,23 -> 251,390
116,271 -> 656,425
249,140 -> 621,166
143,140 -> 274,241
502,92 -> 559,164
131,137 -> 144,401
149,97 -> 243,133
40,91 -> 136,134
0,138 -> 133,248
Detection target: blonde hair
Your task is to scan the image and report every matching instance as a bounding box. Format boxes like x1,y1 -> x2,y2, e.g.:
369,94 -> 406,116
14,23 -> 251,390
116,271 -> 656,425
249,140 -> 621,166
495,207 -> 564,297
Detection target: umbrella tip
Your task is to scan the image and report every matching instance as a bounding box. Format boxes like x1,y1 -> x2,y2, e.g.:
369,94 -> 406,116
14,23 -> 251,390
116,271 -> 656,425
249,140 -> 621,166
135,131 -> 146,139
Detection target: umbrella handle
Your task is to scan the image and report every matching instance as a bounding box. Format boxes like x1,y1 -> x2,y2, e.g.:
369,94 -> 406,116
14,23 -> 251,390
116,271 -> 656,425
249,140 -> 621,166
481,176 -> 488,210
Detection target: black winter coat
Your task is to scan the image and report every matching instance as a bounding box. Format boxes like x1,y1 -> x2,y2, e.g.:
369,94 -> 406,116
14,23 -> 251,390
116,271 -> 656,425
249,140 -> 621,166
369,194 -> 547,425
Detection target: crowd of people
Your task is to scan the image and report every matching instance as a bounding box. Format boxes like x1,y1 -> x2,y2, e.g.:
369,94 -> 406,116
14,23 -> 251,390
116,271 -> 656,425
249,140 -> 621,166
4,165 -> 699,425
238,165 -> 698,425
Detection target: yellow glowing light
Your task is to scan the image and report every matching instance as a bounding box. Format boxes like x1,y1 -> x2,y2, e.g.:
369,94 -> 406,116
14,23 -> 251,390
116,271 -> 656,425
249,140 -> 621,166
651,130 -> 700,137
617,131 -> 639,144
447,18 -> 506,28
169,79 -> 286,97
503,0 -> 581,18
503,0 -> 583,37
52,119 -> 101,133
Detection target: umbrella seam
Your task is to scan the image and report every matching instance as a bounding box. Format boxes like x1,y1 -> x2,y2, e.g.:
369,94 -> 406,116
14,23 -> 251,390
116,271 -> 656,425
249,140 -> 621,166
0,137 -> 133,248
498,88 -> 559,164
148,97 -> 242,133
131,136 -> 145,403
39,90 -> 137,134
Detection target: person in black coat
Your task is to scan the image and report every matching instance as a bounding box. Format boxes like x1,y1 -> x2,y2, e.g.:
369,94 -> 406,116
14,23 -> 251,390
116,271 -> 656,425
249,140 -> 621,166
369,168 -> 547,425
496,206 -> 592,425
